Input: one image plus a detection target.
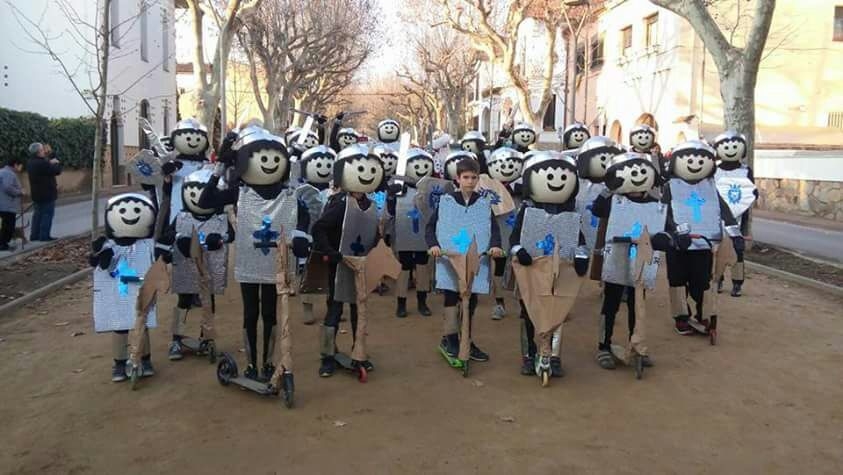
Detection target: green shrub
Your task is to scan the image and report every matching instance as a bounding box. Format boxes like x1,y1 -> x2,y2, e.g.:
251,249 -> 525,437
0,107 -> 97,169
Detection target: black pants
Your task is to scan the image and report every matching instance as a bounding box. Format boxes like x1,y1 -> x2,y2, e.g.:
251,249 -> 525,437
666,248 -> 712,317
519,301 -> 537,357
599,282 -> 636,351
398,250 -> 429,270
443,290 -> 478,336
0,211 -> 14,246
240,283 -> 277,367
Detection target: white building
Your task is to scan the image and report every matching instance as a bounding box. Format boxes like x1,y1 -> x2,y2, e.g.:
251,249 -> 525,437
0,0 -> 177,186
467,17 -> 569,144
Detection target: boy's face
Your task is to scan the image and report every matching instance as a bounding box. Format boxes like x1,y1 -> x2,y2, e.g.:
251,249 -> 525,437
457,171 -> 479,191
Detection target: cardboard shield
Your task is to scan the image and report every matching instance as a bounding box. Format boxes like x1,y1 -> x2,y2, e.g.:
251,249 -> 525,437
296,184 -> 325,232
127,149 -> 164,186
715,176 -> 757,219
477,174 -> 515,216
189,228 -> 216,340
414,176 -> 455,218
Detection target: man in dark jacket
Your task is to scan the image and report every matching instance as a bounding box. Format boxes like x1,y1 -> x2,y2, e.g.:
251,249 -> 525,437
26,142 -> 62,241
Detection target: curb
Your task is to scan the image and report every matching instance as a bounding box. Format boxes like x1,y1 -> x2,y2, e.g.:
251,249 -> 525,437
746,261 -> 843,299
0,267 -> 92,316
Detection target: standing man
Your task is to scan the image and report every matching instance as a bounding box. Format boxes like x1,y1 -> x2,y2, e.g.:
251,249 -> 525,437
26,143 -> 62,241
0,157 -> 25,250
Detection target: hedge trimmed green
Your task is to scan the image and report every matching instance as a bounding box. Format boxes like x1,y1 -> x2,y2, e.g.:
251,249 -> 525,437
0,107 -> 97,169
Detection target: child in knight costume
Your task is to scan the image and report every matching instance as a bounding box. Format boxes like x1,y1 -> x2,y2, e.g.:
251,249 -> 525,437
509,151 -> 589,382
386,148 -> 436,318
163,169 -> 234,360
460,130 -> 490,162
427,158 -> 504,365
576,137 -> 624,275
162,119 -> 211,221
377,118 -> 401,152
295,145 -> 337,324
590,152 -> 671,370
197,125 -> 312,382
628,124 -> 665,174
89,193 -> 159,382
311,144 -> 385,377
663,141 -> 744,336
329,112 -> 360,153
484,146 -> 524,320
561,122 -> 591,151
713,131 -> 756,297
510,123 -> 537,154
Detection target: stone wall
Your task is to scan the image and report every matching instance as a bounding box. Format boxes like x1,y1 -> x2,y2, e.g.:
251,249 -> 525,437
756,178 -> 843,222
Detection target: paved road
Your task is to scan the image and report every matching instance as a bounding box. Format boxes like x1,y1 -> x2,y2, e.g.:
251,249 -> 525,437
0,197 -> 108,258
753,217 -> 843,264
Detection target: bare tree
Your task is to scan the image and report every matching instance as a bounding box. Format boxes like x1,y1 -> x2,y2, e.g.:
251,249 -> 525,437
237,0 -> 377,131
435,0 -> 567,129
7,0 -> 169,237
650,0 -> 776,168
184,0 -> 262,139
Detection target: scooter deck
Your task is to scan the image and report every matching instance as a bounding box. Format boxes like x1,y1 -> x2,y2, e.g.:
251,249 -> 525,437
437,346 -> 464,369
230,376 -> 275,395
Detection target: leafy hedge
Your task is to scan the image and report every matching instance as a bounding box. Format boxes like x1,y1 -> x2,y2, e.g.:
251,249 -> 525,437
0,107 -> 97,169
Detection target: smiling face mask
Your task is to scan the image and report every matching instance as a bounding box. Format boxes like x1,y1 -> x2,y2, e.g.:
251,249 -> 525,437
105,194 -> 156,239
241,147 -> 289,186
340,156 -> 384,193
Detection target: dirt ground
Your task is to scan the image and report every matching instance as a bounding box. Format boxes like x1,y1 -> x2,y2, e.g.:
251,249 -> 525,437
1,268 -> 842,474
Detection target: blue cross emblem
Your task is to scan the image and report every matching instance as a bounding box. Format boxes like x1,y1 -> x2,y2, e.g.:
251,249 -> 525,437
505,212 -> 517,229
727,184 -> 742,205
198,231 -> 206,248
451,228 -> 472,254
110,257 -> 138,296
371,191 -> 386,214
536,233 -> 555,256
685,191 -> 706,223
478,188 -> 501,205
407,207 -> 422,233
428,185 -> 445,209
136,161 -> 154,177
623,221 -> 643,260
349,235 -> 366,256
585,203 -> 599,228
253,215 -> 279,255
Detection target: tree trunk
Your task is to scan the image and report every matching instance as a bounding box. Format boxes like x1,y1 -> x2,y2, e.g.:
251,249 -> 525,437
92,0 -> 111,238
276,91 -> 293,132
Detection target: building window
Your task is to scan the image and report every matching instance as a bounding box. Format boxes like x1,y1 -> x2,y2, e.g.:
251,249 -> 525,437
139,100 -> 150,149
835,6 -> 843,41
575,44 -> 586,75
110,0 -> 120,48
645,14 -> 659,47
620,26 -> 632,56
591,35 -> 604,69
162,14 -> 169,71
543,94 -> 557,131
140,1 -> 149,62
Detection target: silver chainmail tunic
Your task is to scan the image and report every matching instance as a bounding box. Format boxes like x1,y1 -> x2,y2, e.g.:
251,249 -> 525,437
334,197 -> 380,303
172,212 -> 229,294
669,178 -> 722,250
234,186 -> 298,284
93,239 -> 157,332
602,196 -> 666,289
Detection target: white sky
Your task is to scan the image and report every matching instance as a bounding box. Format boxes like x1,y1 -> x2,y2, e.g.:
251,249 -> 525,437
363,0 -> 406,80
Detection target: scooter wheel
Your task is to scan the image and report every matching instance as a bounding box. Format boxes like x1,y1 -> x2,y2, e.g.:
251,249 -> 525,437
208,342 -> 217,364
635,355 -> 644,380
541,370 -> 550,387
709,329 -> 717,346
129,364 -> 140,390
282,373 -> 295,409
461,360 -> 470,378
357,366 -> 368,383
216,353 -> 238,386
